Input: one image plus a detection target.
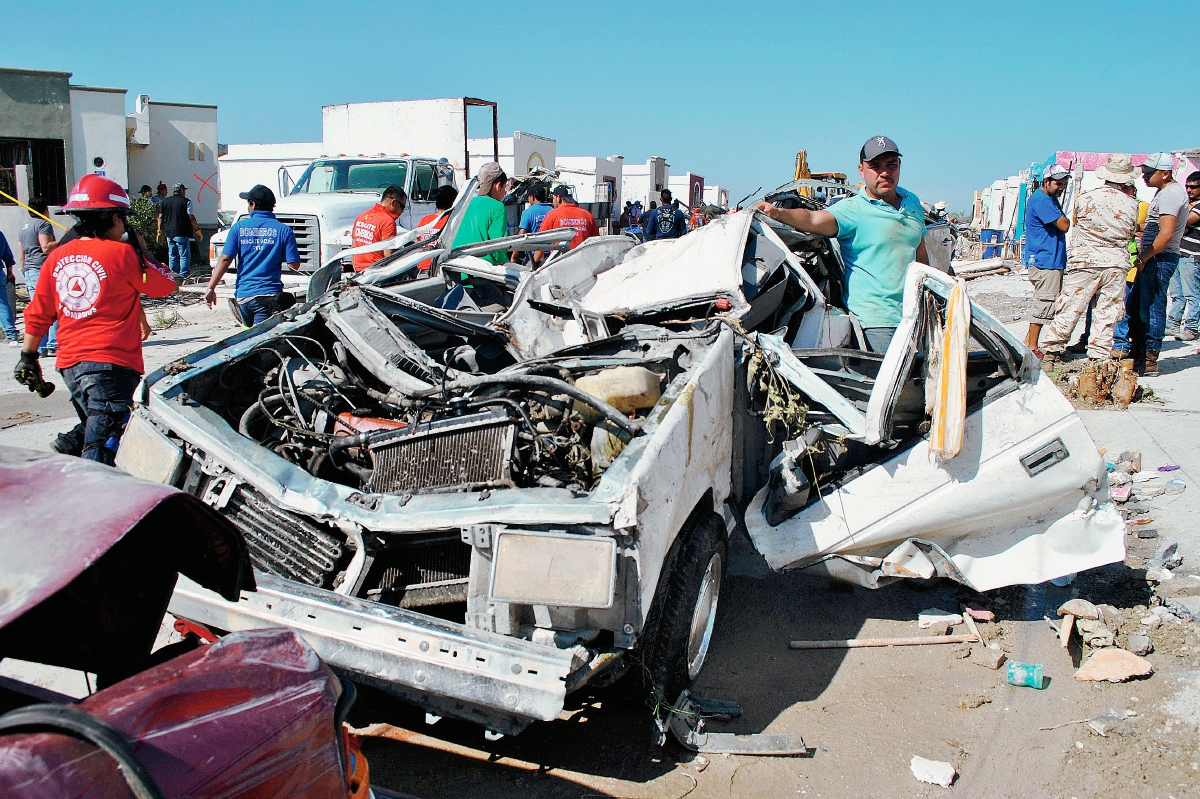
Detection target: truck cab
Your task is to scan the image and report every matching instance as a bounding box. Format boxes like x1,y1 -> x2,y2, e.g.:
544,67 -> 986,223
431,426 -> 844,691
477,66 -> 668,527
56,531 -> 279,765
211,155 -> 455,274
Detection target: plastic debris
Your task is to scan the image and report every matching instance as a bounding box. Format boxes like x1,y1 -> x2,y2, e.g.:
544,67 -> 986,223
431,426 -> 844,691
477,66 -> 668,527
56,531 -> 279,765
918,608 -> 963,628
910,755 -> 956,787
1087,712 -> 1136,737
1110,485 -> 1132,503
1163,479 -> 1186,495
1074,649 -> 1153,682
1006,660 -> 1045,689
1158,465 -> 1180,472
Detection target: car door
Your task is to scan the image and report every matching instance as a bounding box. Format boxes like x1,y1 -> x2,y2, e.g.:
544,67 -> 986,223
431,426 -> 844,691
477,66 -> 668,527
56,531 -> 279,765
404,160 -> 439,230
746,265 -> 1123,591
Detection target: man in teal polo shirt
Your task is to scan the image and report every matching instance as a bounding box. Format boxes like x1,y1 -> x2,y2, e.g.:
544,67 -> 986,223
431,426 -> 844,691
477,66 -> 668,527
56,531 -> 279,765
757,136 -> 929,353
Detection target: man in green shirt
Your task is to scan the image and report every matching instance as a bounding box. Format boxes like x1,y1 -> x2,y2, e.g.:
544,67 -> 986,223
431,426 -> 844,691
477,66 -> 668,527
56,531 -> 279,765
757,136 -> 929,353
453,162 -> 509,265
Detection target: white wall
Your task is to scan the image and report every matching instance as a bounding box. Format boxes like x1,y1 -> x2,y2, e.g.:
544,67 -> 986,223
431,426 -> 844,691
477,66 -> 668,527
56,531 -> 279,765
69,87 -> 128,189
218,142 -> 322,214
555,155 -> 623,205
703,185 -> 728,207
126,100 -> 220,226
620,157 -> 668,209
324,99 -> 468,181
468,131 -> 555,178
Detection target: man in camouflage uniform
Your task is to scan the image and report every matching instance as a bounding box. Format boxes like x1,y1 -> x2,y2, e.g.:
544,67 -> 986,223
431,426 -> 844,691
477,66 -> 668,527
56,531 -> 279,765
1042,154 -> 1139,366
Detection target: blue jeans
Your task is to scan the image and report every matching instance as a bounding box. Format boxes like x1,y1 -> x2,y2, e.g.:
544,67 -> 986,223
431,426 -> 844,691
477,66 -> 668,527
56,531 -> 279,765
0,272 -> 18,339
168,236 -> 192,276
862,326 -> 896,354
1132,253 -> 1180,355
235,293 -> 291,327
24,268 -> 57,352
1166,255 -> 1200,332
1113,281 -> 1134,353
60,361 -> 142,465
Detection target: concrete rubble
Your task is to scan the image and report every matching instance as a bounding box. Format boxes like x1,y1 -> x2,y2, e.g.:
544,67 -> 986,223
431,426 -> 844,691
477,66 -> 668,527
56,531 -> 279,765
910,755 -> 957,787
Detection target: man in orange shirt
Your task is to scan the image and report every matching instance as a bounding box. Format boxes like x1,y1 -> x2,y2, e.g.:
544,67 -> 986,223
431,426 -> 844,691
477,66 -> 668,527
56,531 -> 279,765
415,185 -> 458,276
351,185 -> 406,271
536,185 -> 598,264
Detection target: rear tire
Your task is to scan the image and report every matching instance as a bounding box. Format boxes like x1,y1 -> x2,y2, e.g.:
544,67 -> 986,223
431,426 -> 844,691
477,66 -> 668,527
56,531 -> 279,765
640,509 -> 726,705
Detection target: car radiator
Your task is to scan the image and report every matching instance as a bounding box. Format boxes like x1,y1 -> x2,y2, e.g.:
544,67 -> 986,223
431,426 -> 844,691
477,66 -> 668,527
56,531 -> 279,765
224,484 -> 346,587
364,534 -> 472,608
368,409 -> 516,494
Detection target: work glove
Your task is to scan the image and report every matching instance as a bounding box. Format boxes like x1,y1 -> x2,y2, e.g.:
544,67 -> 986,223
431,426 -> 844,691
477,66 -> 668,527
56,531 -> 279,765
14,350 -> 42,388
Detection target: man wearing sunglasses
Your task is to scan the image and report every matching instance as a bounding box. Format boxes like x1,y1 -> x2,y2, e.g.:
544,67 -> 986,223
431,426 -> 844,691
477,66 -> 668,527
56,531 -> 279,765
757,136 -> 928,354
1129,153 -> 1187,376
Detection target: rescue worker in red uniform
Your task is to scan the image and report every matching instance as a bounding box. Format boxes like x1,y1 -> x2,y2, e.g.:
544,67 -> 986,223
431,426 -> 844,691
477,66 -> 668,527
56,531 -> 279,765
14,175 -> 177,464
351,185 -> 406,271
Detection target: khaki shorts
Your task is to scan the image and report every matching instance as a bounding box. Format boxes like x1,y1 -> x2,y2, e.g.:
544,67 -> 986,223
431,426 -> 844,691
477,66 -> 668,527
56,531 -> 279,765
1028,266 -> 1063,324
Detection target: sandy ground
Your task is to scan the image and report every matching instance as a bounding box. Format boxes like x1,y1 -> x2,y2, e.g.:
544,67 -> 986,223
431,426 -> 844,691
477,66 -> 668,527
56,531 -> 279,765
4,270 -> 1200,798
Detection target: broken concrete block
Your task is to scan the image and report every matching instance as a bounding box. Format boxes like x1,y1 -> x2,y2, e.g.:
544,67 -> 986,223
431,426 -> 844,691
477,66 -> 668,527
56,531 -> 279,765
927,621 -> 951,636
1058,598 -> 1101,620
1141,614 -> 1162,629
910,755 -> 956,787
1076,618 -> 1115,648
1124,635 -> 1153,656
1074,649 -> 1154,682
971,647 -> 1006,670
918,608 -> 963,628
965,605 -> 995,622
1163,595 -> 1200,621
1110,485 -> 1132,502
1149,542 -> 1183,572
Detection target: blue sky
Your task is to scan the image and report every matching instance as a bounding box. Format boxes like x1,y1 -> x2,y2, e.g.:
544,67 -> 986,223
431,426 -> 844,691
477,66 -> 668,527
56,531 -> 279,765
6,1 -> 1194,211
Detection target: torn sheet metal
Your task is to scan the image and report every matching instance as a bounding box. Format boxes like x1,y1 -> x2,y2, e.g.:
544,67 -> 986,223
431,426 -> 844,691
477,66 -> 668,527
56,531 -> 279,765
660,691 -> 809,756
753,333 -> 867,439
745,373 -> 1126,592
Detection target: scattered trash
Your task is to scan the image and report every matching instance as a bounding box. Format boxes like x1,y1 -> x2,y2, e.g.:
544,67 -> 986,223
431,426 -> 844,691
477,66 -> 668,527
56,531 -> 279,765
1074,649 -> 1153,682
1163,479 -> 1187,495
1158,465 -> 1180,472
919,608 -> 964,628
964,604 -> 995,622
1110,485 -> 1132,503
1059,599 -> 1100,620
972,647 -> 1006,670
956,692 -> 992,709
1087,712 -> 1136,737
1124,635 -> 1154,656
1006,660 -> 1046,689
1136,528 -> 1160,539
910,755 -> 956,787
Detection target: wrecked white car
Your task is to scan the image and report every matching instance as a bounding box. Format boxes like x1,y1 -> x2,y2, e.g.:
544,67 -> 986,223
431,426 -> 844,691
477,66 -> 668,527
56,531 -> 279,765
119,199 -> 1123,736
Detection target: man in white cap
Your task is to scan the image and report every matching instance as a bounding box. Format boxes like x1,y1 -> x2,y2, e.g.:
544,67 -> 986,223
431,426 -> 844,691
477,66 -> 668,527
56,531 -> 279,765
1128,153 -> 1188,376
1022,164 -> 1071,358
1040,155 -> 1139,367
756,135 -> 928,353
452,162 -> 509,266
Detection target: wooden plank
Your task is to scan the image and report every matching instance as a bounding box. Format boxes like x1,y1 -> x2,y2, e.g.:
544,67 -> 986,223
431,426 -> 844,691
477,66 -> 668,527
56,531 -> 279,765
789,634 -> 978,650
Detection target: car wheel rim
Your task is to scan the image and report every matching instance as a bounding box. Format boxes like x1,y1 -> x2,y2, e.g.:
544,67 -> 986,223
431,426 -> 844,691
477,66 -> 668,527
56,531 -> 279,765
686,552 -> 722,680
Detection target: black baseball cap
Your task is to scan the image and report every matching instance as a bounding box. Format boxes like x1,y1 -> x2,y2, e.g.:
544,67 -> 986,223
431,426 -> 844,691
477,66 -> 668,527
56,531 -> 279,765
860,136 -> 902,163
239,184 -> 276,206
550,185 -> 574,199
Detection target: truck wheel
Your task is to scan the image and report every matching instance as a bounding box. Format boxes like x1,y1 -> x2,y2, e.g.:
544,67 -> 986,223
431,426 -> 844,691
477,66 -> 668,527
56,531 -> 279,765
641,510 -> 726,705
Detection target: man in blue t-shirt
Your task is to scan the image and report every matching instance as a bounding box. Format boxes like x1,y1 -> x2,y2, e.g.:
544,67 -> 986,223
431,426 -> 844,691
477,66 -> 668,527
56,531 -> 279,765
757,136 -> 929,354
519,184 -> 553,234
204,184 -> 300,326
644,189 -> 688,241
1023,164 -> 1071,355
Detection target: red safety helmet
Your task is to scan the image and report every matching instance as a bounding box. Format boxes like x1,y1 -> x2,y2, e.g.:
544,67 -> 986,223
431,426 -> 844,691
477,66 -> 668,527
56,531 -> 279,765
62,174 -> 131,213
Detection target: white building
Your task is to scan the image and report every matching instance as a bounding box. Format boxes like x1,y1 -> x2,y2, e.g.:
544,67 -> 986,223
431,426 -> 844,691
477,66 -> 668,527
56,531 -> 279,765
621,156 -> 669,210
0,67 -> 220,267
467,131 -> 556,178
703,185 -> 729,208
667,172 -> 705,208
555,155 -> 624,205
